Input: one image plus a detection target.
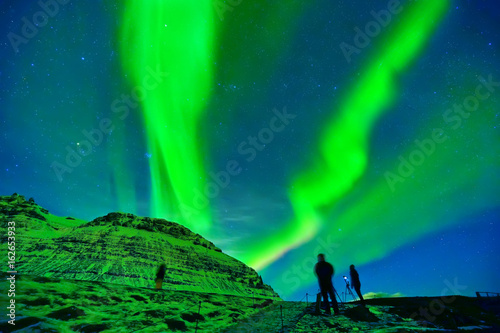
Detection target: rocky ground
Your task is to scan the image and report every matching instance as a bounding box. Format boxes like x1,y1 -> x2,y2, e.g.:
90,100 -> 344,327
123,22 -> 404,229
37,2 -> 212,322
0,272 -> 277,332
225,296 -> 500,332
1,272 -> 499,332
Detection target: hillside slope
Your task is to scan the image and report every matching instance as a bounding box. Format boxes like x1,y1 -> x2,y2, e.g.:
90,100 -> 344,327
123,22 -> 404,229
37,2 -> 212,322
0,193 -> 276,298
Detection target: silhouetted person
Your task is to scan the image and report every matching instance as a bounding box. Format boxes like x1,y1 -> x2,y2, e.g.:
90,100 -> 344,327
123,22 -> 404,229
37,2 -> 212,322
155,263 -> 166,289
350,264 -> 365,305
314,253 -> 340,315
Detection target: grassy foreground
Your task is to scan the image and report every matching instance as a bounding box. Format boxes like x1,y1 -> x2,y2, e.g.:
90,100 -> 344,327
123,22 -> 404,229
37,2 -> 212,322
2,272 -> 499,332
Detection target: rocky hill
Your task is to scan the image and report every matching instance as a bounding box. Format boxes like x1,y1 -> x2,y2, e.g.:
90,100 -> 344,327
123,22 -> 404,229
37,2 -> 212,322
0,193 -> 277,298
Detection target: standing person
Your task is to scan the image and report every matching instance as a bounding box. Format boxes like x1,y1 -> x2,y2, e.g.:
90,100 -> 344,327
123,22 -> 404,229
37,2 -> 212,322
349,264 -> 365,305
155,263 -> 166,289
314,253 -> 340,315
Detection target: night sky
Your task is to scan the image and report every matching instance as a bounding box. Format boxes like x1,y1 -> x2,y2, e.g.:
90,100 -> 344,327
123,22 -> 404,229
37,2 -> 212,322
1,0 -> 499,300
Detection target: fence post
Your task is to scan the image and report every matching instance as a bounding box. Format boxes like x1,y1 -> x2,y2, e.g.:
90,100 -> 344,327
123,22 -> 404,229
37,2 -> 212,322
281,304 -> 284,332
195,301 -> 201,333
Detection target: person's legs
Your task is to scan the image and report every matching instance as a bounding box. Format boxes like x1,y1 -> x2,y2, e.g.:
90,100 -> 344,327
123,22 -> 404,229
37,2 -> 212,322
328,285 -> 340,314
321,288 -> 331,313
354,285 -> 365,305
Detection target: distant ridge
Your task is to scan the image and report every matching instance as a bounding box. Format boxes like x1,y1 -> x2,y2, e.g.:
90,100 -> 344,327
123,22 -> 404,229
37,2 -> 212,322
0,193 -> 277,298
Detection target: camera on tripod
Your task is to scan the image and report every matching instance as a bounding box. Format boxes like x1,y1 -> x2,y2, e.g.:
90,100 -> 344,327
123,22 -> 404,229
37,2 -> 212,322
342,276 -> 357,302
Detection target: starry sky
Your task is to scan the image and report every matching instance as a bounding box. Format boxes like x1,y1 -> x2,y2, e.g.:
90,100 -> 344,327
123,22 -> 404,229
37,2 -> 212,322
1,0 -> 499,300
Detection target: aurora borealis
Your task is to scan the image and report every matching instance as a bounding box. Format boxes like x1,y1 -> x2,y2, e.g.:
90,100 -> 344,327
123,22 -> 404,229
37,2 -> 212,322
120,0 -> 216,235
240,0 -> 451,271
1,0 -> 499,301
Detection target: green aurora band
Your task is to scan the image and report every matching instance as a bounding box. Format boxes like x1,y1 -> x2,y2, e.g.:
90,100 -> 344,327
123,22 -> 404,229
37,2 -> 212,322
270,90 -> 500,297
243,0 -> 451,270
120,0 -> 215,235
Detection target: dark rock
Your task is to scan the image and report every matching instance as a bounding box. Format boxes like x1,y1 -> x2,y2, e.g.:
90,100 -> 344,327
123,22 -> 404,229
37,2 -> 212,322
73,323 -> 110,333
343,305 -> 380,322
110,296 -> 122,302
87,295 -> 109,305
181,312 -> 205,322
0,316 -> 42,331
207,310 -> 222,318
165,318 -> 187,331
47,306 -> 85,320
143,309 -> 169,318
140,319 -> 155,326
130,294 -> 148,302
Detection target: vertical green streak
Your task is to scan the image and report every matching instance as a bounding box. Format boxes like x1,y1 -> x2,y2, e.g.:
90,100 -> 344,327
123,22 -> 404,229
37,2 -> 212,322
120,1 -> 215,234
245,0 -> 450,269
109,123 -> 137,214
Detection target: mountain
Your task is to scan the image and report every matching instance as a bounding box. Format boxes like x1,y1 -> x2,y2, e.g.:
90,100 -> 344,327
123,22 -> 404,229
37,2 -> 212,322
0,193 -> 277,298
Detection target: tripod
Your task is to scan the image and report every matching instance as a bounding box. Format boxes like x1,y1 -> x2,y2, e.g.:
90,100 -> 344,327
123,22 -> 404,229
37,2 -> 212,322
333,287 -> 343,305
316,286 -> 343,314
343,276 -> 357,302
